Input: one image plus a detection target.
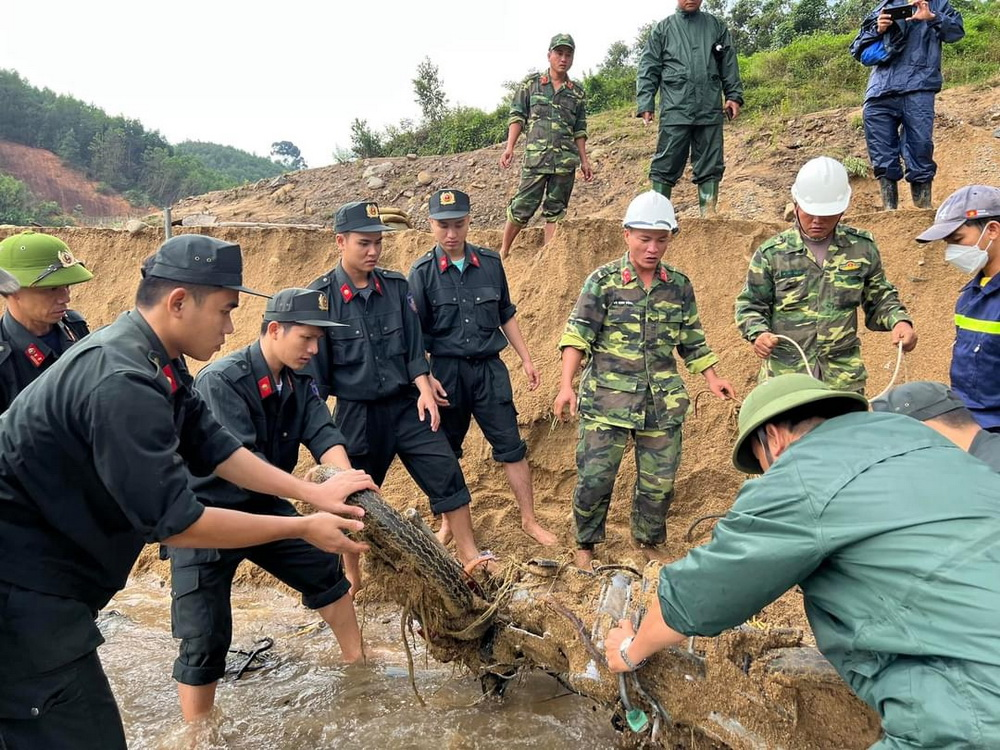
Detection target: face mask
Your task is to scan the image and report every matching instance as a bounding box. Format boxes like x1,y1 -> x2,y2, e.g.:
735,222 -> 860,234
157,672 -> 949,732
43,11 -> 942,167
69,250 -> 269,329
945,225 -> 994,275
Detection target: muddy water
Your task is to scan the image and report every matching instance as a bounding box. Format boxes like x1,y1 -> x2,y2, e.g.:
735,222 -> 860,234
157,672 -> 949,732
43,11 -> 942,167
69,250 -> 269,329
99,575 -> 620,749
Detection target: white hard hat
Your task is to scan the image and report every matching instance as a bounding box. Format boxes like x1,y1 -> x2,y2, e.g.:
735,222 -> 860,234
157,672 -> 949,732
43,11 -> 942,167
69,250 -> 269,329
623,191 -> 679,233
791,156 -> 852,216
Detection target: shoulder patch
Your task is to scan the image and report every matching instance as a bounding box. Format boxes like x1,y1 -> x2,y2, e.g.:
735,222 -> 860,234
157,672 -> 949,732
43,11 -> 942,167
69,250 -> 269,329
306,276 -> 328,291
842,225 -> 875,242
412,251 -> 435,269
218,355 -> 253,382
758,230 -> 794,253
662,264 -> 689,284
477,246 -> 502,261
379,268 -> 407,282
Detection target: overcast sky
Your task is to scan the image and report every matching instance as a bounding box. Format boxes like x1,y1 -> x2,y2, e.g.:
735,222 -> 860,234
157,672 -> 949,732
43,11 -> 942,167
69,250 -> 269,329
4,1 -> 663,168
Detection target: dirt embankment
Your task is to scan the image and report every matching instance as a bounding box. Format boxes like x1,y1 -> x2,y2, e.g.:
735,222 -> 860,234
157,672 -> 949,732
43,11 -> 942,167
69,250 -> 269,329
0,141 -> 136,220
0,206 -> 964,634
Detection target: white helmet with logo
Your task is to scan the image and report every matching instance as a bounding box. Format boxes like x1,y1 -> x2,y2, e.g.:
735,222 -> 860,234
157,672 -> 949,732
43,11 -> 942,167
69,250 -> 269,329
623,191 -> 679,234
791,156 -> 852,216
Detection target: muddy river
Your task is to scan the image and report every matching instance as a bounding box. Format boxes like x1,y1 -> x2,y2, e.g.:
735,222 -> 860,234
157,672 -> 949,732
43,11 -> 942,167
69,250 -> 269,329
99,575 -> 621,749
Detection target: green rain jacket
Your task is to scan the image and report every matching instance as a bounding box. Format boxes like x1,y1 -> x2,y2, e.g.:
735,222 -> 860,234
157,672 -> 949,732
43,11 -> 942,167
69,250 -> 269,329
636,8 -> 744,126
658,412 -> 1000,748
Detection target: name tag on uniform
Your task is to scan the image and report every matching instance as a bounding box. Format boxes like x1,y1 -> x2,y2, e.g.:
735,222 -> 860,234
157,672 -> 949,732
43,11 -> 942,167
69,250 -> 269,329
611,300 -> 634,307
776,269 -> 806,279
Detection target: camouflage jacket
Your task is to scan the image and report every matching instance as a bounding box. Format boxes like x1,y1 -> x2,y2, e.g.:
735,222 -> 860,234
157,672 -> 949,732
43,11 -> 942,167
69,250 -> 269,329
559,254 -> 719,430
734,225 -> 912,394
509,73 -> 587,174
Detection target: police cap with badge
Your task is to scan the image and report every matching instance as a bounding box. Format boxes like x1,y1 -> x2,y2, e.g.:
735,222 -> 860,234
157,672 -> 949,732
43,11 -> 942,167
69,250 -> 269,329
428,189 -> 471,221
143,234 -> 268,296
334,201 -> 393,233
264,288 -> 345,327
0,230 -> 92,293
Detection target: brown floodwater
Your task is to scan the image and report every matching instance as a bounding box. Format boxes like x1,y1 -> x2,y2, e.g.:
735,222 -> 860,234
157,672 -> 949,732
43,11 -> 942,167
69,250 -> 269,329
99,575 -> 621,749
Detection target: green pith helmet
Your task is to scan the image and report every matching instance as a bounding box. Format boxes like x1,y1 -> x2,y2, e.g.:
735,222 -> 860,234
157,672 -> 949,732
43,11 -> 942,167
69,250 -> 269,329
732,374 -> 868,474
0,231 -> 93,288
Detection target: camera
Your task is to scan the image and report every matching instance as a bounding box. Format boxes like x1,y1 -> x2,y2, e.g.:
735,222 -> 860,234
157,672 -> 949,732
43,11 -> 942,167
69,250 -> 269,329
884,3 -> 916,21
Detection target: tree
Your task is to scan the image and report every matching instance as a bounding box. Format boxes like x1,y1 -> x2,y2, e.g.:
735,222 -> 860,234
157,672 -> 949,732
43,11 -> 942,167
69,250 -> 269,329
412,57 -> 449,123
349,118 -> 384,158
0,173 -> 34,225
270,140 -> 307,170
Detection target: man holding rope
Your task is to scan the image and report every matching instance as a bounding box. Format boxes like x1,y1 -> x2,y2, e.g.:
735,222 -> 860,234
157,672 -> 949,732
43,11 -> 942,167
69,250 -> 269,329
735,156 -> 917,394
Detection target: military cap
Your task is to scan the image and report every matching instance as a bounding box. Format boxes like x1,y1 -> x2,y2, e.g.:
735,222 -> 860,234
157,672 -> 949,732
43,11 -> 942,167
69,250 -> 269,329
263,287 -> 345,327
916,185 -> 1000,242
549,33 -> 575,50
732,374 -> 868,474
0,231 -> 93,289
870,381 -> 968,422
428,189 -> 471,220
334,201 -> 393,233
142,234 -> 268,296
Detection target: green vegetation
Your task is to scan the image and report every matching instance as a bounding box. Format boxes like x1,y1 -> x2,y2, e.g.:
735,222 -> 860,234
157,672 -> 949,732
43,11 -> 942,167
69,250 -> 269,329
0,69 -> 300,216
0,172 -> 72,226
343,0 -> 997,161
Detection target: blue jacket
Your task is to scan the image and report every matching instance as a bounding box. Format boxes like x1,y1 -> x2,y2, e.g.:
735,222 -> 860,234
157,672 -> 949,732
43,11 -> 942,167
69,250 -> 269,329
951,274 -> 1000,430
850,0 -> 964,102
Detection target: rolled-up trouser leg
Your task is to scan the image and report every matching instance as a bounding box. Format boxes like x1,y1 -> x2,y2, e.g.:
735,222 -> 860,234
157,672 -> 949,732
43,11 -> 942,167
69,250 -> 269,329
690,123 -> 725,185
631,427 -> 682,546
573,419 -> 629,548
863,95 -> 904,182
900,91 -> 937,184
649,124 -> 693,187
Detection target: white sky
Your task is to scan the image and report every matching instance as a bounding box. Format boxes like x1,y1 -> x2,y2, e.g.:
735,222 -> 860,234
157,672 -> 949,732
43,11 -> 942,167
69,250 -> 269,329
4,1 -> 662,168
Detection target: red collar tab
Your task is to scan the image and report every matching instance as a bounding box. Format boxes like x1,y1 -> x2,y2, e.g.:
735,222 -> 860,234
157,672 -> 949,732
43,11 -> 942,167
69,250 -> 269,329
373,277 -> 383,295
257,375 -> 274,399
469,252 -> 480,268
340,283 -> 354,303
24,344 -> 46,368
566,81 -> 574,89
540,75 -> 550,85
658,267 -> 668,282
622,267 -> 633,284
438,254 -> 450,273
162,364 -> 179,394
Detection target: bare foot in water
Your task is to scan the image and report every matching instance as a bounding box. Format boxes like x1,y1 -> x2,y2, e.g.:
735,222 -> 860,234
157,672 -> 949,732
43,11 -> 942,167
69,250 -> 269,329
522,520 -> 558,546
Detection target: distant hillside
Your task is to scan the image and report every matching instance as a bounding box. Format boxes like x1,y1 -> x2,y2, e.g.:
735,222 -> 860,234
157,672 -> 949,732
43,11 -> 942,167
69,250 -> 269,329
175,141 -> 285,184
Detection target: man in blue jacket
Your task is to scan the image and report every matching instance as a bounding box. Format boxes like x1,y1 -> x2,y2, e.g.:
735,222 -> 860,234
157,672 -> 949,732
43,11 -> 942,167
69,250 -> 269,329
917,185 -> 1000,432
850,0 -> 964,211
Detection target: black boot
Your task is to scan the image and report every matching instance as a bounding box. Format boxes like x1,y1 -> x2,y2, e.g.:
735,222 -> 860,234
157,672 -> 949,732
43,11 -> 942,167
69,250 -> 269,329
879,178 -> 898,211
911,181 -> 933,209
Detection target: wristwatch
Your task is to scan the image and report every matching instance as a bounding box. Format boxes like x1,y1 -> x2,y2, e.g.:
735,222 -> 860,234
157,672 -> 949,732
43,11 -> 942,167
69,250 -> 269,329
618,636 -> 648,671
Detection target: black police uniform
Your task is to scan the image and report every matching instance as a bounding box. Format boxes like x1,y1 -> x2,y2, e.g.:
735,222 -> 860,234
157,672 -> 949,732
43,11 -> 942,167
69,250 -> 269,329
408,243 -> 527,462
0,311 -> 241,750
309,264 -> 472,514
0,308 -> 89,412
170,341 -> 351,686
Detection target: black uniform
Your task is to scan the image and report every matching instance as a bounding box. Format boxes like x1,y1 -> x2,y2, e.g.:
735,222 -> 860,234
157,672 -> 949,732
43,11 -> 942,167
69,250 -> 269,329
408,243 -> 527,462
170,342 -> 351,686
0,308 -> 89,412
0,311 -> 241,749
309,264 -> 471,514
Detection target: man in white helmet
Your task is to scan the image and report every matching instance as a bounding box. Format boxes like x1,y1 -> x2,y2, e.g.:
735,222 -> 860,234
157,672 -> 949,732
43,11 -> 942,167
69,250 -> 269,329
555,191 -> 734,569
735,156 -> 917,394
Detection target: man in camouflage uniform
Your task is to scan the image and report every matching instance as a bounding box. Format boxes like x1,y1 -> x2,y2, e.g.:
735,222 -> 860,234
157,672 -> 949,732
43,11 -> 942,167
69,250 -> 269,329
735,157 -> 917,394
499,33 -> 593,258
554,192 -> 734,569
0,231 -> 92,412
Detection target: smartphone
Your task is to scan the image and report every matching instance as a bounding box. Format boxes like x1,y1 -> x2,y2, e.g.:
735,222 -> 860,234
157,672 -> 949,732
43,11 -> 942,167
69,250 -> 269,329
884,3 -> 916,20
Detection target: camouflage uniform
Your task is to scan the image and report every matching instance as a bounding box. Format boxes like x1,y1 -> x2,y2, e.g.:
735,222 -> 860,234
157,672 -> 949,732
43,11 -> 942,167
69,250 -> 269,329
507,73 -> 587,226
560,255 -> 719,547
734,225 -> 912,394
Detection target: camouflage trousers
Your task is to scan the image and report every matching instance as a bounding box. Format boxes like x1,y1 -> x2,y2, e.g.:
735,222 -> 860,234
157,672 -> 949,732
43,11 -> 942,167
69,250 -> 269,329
572,418 -> 682,548
507,171 -> 576,225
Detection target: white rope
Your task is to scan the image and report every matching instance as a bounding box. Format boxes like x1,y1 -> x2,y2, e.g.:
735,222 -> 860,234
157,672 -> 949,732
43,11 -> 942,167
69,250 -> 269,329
770,334 -> 812,374
869,340 -> 905,402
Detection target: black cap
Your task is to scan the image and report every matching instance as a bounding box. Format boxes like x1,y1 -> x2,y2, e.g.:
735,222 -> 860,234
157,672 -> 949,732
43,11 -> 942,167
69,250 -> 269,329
870,381 -> 969,422
428,189 -> 471,220
334,201 -> 393,233
263,288 -> 345,327
143,235 -> 268,297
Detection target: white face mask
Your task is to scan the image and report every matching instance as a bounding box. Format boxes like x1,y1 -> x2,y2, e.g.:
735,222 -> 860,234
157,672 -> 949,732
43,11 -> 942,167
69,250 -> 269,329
945,225 -> 994,275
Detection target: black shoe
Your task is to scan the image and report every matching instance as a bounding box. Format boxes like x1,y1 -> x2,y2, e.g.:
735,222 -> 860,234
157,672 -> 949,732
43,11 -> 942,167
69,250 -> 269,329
911,181 -> 933,209
879,178 -> 898,211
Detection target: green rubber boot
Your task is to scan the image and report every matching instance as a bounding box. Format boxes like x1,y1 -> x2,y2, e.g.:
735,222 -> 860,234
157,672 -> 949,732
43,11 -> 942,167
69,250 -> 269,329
651,181 -> 672,199
698,181 -> 719,217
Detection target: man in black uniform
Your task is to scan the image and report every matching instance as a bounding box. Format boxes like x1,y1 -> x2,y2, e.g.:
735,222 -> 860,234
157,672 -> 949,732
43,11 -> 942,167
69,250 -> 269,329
170,287 -> 365,723
409,189 -> 556,546
0,230 -> 93,412
309,201 -> 491,571
0,235 -> 374,750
